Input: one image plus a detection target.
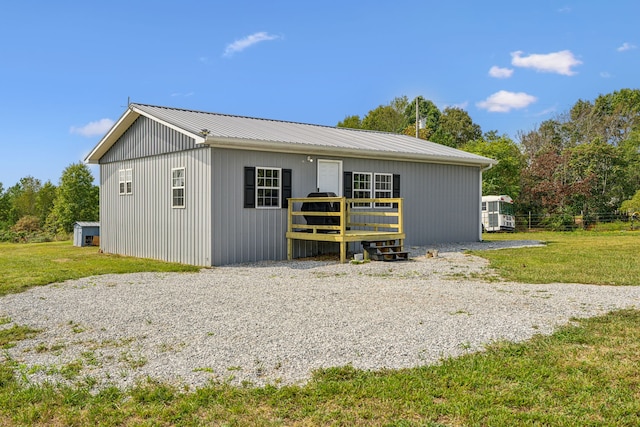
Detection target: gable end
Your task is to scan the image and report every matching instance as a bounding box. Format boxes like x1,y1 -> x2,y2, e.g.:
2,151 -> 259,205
99,116 -> 198,164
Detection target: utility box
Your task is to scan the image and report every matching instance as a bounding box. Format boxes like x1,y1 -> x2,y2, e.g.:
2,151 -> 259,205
73,222 -> 100,247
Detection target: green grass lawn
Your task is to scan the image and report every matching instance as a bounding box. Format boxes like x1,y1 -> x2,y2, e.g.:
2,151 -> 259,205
0,241 -> 199,296
1,234 -> 639,425
476,230 -> 640,286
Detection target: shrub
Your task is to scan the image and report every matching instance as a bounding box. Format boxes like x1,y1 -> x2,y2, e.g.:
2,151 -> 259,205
11,215 -> 41,233
540,213 -> 577,231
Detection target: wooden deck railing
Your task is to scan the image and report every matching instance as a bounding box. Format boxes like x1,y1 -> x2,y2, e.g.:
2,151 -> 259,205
286,197 -> 404,262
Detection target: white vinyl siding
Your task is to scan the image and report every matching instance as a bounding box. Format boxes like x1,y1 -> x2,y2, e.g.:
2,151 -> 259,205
172,167 -> 185,208
119,168 -> 132,195
256,167 -> 281,208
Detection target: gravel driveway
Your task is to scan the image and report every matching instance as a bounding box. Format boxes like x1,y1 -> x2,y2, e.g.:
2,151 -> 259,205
2,240 -> 639,391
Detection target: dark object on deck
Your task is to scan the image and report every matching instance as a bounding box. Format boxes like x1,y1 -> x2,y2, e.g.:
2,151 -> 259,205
301,192 -> 340,226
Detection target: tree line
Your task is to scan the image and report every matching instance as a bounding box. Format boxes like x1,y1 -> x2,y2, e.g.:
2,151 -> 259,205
338,89 -> 640,227
0,163 -> 98,242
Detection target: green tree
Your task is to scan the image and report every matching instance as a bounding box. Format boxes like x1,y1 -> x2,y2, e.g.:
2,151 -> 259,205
431,107 -> 482,148
36,181 -> 57,227
0,182 -> 9,229
621,189 -> 640,214
591,88 -> 640,145
361,104 -> 405,133
12,176 -> 42,219
3,183 -> 23,225
517,118 -> 568,161
566,141 -> 627,218
461,132 -> 525,199
618,129 -> 640,195
46,163 -> 99,234
402,96 -> 440,140
337,115 -> 362,129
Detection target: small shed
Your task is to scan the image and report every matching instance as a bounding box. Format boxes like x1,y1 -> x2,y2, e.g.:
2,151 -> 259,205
73,222 -> 100,247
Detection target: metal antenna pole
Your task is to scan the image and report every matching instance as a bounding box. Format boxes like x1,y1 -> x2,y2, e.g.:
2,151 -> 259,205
415,97 -> 419,139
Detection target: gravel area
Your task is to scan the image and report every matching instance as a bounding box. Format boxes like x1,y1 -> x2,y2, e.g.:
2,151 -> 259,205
2,239 -> 639,391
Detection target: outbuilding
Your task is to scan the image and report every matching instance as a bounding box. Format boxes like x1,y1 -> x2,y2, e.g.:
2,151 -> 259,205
73,221 -> 100,247
85,103 -> 496,266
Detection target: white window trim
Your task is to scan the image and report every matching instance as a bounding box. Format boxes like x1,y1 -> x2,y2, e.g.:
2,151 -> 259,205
374,173 -> 393,208
171,167 -> 185,209
256,166 -> 281,209
352,171 -> 372,208
119,168 -> 132,195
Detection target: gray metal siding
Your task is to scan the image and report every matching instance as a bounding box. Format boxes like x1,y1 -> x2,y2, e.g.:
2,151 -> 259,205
100,147 -> 212,266
211,149 -> 320,265
211,150 -> 481,265
100,116 -> 198,163
341,158 -> 480,245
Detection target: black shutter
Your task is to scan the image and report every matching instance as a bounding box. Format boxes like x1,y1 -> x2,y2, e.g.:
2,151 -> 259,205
392,174 -> 400,197
343,171 -> 353,198
392,174 -> 400,208
281,168 -> 292,208
244,167 -> 255,208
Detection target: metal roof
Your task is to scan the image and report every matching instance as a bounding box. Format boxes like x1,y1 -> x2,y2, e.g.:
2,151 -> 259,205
74,221 -> 100,227
86,103 -> 496,167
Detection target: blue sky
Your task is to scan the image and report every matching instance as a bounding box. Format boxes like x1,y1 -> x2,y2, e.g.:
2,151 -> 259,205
1,1 -> 639,187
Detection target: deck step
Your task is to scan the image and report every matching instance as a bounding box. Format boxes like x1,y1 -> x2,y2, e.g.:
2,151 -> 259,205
362,240 -> 409,262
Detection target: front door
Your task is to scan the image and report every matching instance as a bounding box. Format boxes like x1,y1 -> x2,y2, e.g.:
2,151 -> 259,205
317,159 -> 342,195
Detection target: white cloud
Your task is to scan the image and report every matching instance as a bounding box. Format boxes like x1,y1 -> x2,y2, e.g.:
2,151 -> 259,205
170,92 -> 194,97
476,90 -> 537,113
511,50 -> 582,76
488,66 -> 514,78
617,42 -> 637,52
450,101 -> 469,109
223,32 -> 280,57
600,71 -> 612,78
557,6 -> 571,13
70,118 -> 115,137
534,106 -> 557,117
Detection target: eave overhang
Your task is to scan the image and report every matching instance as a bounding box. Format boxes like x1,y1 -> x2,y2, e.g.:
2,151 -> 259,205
200,136 -> 497,168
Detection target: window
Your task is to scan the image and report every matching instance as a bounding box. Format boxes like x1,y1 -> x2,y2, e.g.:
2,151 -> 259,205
345,171 -> 400,209
256,167 -> 280,208
500,201 -> 514,216
352,172 -> 372,208
172,168 -> 185,208
374,173 -> 392,207
119,168 -> 132,195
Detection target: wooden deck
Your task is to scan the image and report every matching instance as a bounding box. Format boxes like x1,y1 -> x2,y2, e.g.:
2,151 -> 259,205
286,197 -> 405,263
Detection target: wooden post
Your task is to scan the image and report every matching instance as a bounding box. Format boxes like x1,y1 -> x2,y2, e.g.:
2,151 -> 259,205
340,197 -> 347,263
287,199 -> 293,260
397,198 -> 404,234
340,197 -> 347,236
397,198 -> 404,250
